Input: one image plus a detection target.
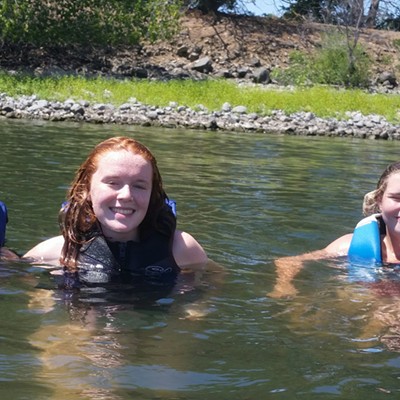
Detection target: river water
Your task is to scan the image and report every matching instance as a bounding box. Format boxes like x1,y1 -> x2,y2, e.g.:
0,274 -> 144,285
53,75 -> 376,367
1,119 -> 400,399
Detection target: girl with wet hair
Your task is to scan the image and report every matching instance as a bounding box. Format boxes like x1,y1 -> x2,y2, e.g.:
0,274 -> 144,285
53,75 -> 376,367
270,161 -> 400,298
24,136 -> 207,288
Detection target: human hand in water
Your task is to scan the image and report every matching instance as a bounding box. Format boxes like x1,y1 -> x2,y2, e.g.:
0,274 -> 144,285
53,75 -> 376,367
0,246 -> 20,260
268,281 -> 299,299
267,256 -> 304,299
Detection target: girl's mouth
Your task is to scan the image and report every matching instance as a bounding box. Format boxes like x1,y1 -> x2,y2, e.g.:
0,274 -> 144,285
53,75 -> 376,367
111,207 -> 134,215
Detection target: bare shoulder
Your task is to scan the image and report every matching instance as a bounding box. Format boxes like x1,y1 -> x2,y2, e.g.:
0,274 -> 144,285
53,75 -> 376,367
172,230 -> 208,267
324,233 -> 353,256
23,235 -> 64,265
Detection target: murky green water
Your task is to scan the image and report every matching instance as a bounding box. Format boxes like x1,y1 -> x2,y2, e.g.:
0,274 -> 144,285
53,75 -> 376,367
1,118 -> 400,399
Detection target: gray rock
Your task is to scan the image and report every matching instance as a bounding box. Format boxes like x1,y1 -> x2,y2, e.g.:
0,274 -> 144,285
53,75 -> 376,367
253,67 -> 270,84
232,105 -> 247,114
377,71 -> 397,86
221,102 -> 232,112
190,57 -> 213,73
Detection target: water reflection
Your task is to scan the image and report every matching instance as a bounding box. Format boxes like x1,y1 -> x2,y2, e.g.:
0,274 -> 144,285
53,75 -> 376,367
2,119 -> 400,398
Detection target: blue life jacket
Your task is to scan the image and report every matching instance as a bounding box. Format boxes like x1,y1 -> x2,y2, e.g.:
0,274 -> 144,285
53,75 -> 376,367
0,201 -> 8,247
348,214 -> 382,263
347,214 -> 382,282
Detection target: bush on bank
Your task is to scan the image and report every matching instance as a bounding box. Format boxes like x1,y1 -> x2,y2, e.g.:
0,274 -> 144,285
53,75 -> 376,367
0,0 -> 182,46
271,33 -> 371,88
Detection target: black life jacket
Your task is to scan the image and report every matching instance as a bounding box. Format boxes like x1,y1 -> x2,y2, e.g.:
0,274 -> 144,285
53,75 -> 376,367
63,231 -> 180,288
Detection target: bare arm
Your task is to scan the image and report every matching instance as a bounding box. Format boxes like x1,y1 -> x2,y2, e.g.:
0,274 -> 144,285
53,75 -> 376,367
23,235 -> 64,266
269,233 -> 353,298
172,230 -> 208,268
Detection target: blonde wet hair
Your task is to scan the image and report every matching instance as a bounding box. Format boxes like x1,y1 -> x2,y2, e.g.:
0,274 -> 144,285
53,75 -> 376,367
363,161 -> 400,216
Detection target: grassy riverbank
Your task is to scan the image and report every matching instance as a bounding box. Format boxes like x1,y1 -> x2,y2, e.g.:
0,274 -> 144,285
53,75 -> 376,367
1,73 -> 400,123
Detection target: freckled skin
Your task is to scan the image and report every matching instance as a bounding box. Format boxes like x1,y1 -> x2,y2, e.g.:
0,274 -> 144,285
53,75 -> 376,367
90,150 -> 153,242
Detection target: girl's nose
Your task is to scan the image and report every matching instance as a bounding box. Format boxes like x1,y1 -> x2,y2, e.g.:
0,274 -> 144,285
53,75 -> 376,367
118,184 -> 133,199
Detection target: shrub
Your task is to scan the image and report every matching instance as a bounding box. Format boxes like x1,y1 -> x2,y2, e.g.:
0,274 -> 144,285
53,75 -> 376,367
393,39 -> 400,50
0,0 -> 182,46
271,51 -> 314,86
271,33 -> 371,88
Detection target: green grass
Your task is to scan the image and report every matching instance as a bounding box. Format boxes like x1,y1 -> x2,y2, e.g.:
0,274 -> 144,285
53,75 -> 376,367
1,73 -> 400,123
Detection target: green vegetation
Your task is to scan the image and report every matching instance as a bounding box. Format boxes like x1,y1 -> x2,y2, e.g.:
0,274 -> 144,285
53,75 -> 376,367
0,0 -> 182,46
271,34 -> 371,88
1,73 -> 399,123
393,39 -> 400,50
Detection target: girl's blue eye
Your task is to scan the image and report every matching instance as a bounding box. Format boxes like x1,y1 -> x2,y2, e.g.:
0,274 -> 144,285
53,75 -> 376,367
106,181 -> 121,188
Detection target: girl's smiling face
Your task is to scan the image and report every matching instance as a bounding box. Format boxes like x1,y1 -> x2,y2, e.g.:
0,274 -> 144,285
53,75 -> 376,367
89,149 -> 153,242
379,172 -> 400,236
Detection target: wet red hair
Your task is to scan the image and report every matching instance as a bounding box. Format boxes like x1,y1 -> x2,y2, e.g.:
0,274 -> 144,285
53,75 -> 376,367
60,136 -> 175,270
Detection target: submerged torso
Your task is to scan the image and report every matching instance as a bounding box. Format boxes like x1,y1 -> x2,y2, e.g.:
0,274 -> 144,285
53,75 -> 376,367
63,231 -> 180,289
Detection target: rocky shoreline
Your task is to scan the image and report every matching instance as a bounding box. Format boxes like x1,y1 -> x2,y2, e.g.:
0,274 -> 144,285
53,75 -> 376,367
1,11 -> 400,139
1,92 -> 399,140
